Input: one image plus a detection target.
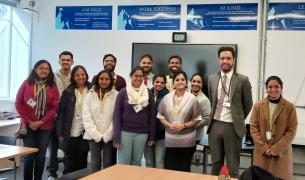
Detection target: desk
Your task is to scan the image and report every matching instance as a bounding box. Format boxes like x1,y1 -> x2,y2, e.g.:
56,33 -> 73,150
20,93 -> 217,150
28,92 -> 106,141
81,164 -> 237,180
199,135 -> 254,173
0,118 -> 21,169
0,144 -> 38,161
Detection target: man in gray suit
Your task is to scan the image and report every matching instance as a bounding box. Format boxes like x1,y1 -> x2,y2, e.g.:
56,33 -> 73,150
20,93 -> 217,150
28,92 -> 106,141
207,47 -> 253,178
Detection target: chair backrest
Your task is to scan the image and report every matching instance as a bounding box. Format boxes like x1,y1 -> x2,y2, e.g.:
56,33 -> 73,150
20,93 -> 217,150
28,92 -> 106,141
0,136 -> 16,145
239,165 -> 282,180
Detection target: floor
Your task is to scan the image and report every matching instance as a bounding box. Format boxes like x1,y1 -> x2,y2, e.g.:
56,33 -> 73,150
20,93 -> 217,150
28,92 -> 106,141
1,149 -> 305,180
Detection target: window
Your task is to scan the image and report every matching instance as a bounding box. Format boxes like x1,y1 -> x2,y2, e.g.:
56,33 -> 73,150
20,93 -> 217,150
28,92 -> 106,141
0,4 -> 31,100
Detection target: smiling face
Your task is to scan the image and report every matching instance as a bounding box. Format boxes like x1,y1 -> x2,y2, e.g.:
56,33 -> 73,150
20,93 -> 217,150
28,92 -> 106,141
173,73 -> 187,90
59,54 -> 73,71
267,80 -> 282,100
98,72 -> 111,89
131,70 -> 144,88
103,55 -> 116,72
139,57 -> 153,74
168,58 -> 182,73
73,68 -> 87,87
219,51 -> 235,73
153,76 -> 166,91
35,63 -> 50,80
191,75 -> 203,93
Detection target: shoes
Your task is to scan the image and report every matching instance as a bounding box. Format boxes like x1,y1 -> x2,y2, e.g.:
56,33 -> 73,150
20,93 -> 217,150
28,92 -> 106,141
47,176 -> 57,180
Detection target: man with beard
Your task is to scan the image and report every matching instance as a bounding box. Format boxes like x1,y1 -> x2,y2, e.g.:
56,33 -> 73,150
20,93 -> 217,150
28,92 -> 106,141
92,54 -> 126,91
190,73 -> 211,143
139,54 -> 154,88
207,47 -> 253,178
166,55 -> 190,91
48,51 -> 74,180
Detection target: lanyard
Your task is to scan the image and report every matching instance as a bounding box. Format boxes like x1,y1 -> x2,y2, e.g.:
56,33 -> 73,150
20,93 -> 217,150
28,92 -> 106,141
99,89 -> 108,109
172,94 -> 182,120
33,82 -> 46,98
75,89 -> 85,112
220,75 -> 232,99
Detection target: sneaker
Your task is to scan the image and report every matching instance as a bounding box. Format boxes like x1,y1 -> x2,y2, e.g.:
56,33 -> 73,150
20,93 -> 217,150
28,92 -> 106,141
47,176 -> 56,180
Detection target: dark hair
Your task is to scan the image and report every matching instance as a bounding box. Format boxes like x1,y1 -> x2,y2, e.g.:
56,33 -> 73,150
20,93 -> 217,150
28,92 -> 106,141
265,76 -> 283,89
218,47 -> 236,59
152,73 -> 167,84
191,73 -> 203,82
93,70 -> 114,93
172,70 -> 188,89
129,66 -> 144,77
140,54 -> 153,63
26,59 -> 56,87
70,65 -> 90,87
59,51 -> 73,59
168,55 -> 182,64
103,54 -> 117,63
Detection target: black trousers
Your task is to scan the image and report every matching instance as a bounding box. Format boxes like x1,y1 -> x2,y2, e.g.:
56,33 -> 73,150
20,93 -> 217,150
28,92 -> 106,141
165,146 -> 196,172
46,128 -> 59,177
63,136 -> 89,174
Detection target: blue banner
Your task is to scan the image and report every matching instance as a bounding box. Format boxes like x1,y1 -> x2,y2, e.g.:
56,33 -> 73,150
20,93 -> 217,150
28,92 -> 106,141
268,3 -> 305,31
56,6 -> 112,30
187,3 -> 258,30
118,5 -> 181,30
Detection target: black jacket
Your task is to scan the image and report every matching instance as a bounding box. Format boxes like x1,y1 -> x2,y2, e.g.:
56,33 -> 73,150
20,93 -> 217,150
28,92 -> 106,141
149,87 -> 169,140
56,82 -> 92,141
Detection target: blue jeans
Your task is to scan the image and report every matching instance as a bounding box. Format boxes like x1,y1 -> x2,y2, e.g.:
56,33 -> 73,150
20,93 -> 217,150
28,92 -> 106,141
23,127 -> 52,180
118,131 -> 148,166
155,139 -> 166,168
88,140 -> 113,172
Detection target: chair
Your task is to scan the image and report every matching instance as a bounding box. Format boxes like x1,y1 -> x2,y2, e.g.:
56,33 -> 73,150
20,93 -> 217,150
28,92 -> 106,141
0,136 -> 17,180
239,165 -> 283,180
57,168 -> 92,180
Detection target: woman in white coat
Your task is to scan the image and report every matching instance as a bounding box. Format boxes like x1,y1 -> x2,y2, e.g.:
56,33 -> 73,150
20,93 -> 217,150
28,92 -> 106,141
82,70 -> 118,172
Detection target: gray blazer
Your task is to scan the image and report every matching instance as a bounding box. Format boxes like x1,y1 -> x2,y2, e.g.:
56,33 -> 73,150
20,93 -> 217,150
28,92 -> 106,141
207,72 -> 253,138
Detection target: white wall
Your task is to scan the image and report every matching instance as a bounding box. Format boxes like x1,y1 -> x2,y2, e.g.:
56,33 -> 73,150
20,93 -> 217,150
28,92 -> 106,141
31,0 -> 259,103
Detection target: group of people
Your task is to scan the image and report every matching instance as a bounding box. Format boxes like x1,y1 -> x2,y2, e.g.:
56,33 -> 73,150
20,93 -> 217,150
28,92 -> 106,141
15,47 -> 297,180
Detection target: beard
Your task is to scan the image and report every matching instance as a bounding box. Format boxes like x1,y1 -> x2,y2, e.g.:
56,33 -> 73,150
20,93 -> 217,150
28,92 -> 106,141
104,65 -> 115,72
170,67 -> 181,74
143,67 -> 152,74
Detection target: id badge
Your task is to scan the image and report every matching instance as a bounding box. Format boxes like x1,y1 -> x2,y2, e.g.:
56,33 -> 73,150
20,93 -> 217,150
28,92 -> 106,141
134,104 -> 142,113
266,131 -> 272,140
27,98 -> 36,108
223,101 -> 231,108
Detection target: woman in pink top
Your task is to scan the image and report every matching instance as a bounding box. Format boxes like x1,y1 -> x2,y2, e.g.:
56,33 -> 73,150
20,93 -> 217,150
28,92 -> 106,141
15,59 -> 59,180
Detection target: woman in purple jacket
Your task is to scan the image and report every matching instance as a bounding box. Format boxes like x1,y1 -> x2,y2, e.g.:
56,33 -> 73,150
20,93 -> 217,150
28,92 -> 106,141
113,66 -> 155,166
15,60 -> 59,180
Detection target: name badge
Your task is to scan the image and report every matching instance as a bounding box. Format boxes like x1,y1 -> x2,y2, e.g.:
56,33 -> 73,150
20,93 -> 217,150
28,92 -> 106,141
27,98 -> 36,108
266,131 -> 272,140
134,104 -> 142,113
223,101 -> 231,108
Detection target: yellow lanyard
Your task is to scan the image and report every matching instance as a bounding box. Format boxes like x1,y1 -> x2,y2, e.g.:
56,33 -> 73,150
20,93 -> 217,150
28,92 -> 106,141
99,89 -> 108,109
33,82 -> 46,98
75,89 -> 85,112
154,91 -> 157,102
172,95 -> 181,120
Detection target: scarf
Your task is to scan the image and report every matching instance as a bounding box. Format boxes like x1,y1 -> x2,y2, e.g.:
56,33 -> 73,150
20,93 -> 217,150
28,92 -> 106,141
126,83 -> 149,108
35,80 -> 47,120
